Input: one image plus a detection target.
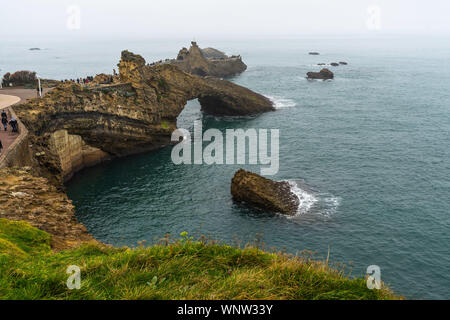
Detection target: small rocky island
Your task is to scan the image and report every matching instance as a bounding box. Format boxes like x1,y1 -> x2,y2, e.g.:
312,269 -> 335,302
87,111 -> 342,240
306,68 -> 334,80
169,41 -> 247,77
231,169 -> 300,216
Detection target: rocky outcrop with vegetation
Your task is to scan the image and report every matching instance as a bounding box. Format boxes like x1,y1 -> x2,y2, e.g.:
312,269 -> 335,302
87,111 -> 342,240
0,167 -> 94,251
231,169 -> 300,216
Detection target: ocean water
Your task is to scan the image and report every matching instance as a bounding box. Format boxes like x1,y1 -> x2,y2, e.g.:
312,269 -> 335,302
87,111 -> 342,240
2,35 -> 450,299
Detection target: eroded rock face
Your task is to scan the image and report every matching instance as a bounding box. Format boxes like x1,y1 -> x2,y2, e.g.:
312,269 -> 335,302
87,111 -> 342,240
0,167 -> 95,251
171,41 -> 247,78
307,68 -> 334,80
14,50 -> 273,180
231,169 -> 299,216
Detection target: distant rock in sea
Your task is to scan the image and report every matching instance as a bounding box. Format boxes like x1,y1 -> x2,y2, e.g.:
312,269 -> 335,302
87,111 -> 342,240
306,68 -> 334,80
231,169 -> 300,216
318,63 -> 326,66
339,61 -> 348,65
330,62 -> 339,67
309,52 -> 320,55
29,48 -> 41,51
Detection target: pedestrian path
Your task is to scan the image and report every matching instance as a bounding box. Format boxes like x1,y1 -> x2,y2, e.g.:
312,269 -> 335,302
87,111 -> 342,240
0,94 -> 21,154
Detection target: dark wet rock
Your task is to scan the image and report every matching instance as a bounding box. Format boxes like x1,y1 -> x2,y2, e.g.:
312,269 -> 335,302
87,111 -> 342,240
339,61 -> 348,65
231,169 -> 300,216
330,62 -> 339,67
309,52 -> 320,55
306,68 -> 334,80
29,48 -> 41,51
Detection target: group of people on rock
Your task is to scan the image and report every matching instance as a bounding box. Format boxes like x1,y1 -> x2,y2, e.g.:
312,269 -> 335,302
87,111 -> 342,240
0,109 -> 19,155
1,109 -> 18,133
64,76 -> 94,85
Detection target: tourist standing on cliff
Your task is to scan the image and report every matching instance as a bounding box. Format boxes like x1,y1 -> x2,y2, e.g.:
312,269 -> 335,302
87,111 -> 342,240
1,111 -> 7,131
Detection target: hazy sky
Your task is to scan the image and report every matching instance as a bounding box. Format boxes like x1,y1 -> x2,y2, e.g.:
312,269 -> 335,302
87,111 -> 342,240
1,0 -> 450,38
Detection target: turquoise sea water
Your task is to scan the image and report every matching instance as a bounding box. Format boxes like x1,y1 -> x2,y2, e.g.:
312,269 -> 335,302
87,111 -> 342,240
2,36 -> 450,299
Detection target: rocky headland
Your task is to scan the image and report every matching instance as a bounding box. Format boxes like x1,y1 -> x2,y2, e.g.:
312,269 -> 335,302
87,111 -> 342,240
13,50 -> 273,183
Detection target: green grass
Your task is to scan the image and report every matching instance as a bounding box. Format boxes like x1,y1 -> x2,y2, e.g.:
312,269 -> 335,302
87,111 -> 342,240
0,219 -> 398,300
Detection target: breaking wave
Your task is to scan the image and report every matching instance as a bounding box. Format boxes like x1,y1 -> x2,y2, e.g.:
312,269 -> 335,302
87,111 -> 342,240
265,95 -> 297,109
285,180 -> 341,218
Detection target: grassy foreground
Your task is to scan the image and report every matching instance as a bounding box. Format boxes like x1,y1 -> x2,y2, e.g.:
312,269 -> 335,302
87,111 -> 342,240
0,218 -> 398,300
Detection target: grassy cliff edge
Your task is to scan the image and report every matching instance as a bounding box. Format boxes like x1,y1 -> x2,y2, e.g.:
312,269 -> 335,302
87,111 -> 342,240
0,219 -> 398,300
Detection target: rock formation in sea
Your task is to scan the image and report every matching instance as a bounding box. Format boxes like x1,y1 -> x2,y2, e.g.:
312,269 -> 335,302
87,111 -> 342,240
231,169 -> 300,216
13,50 -> 273,183
309,52 -> 320,55
339,61 -> 348,65
306,68 -> 334,80
169,41 -> 247,77
330,62 -> 339,67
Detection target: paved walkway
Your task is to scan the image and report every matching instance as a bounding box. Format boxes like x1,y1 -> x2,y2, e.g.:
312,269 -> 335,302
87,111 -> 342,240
0,88 -> 50,156
0,94 -> 21,154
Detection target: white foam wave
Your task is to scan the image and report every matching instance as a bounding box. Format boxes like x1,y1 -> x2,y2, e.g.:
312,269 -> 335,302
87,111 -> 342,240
282,180 -> 341,218
265,95 -> 297,109
287,181 -> 318,215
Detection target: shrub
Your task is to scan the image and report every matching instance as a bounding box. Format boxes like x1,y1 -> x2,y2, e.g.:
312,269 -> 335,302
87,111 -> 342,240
2,70 -> 37,86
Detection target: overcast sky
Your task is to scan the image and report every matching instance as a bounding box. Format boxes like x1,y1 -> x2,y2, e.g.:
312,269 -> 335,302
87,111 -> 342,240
1,0 -> 450,38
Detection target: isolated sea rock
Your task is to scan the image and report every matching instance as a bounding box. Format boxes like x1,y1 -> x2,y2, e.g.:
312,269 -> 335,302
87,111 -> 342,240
309,52 -> 320,55
330,62 -> 339,67
231,169 -> 300,216
306,68 -> 334,80
170,41 -> 247,78
339,61 -> 348,65
29,48 -> 41,51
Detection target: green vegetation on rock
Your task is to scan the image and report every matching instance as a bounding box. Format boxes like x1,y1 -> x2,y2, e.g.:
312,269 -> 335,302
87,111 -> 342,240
0,219 -> 399,300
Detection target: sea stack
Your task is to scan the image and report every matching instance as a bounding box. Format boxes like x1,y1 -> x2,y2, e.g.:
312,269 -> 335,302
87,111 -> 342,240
306,68 -> 334,80
170,41 -> 247,78
231,169 -> 300,216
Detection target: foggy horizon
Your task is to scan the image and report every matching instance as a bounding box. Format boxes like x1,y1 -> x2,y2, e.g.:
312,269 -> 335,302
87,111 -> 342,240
1,0 -> 450,38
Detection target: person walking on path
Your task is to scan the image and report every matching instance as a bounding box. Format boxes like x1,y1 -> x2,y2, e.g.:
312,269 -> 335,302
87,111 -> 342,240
9,117 -> 18,133
1,112 -> 7,131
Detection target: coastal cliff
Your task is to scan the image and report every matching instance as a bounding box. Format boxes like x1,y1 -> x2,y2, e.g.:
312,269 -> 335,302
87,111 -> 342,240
12,50 -> 272,182
0,167 -> 94,251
